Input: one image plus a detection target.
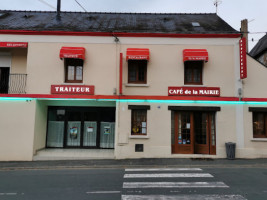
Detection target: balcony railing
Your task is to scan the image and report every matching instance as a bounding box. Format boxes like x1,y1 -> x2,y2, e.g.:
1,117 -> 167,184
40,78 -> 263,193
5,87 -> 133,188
0,74 -> 27,94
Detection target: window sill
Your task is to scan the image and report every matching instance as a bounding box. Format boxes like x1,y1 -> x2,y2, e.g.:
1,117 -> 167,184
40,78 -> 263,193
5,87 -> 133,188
125,84 -> 149,87
183,84 -> 206,87
62,83 -> 85,85
129,135 -> 149,139
251,138 -> 267,142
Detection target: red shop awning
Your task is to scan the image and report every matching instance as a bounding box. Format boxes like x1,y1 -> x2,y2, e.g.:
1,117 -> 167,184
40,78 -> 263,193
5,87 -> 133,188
59,47 -> 85,60
183,49 -> 209,62
0,42 -> 28,48
126,48 -> 150,61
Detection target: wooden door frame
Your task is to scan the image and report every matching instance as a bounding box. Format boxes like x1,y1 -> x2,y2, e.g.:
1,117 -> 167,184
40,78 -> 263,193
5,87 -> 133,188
172,111 -> 216,155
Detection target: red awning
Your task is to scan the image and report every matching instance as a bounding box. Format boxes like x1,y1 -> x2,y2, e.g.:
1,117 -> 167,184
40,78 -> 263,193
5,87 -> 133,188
126,48 -> 150,61
59,47 -> 85,60
0,42 -> 28,48
183,49 -> 208,62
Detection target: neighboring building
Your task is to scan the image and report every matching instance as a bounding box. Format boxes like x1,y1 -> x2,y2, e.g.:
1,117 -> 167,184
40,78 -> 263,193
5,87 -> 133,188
0,10 -> 267,161
249,34 -> 267,66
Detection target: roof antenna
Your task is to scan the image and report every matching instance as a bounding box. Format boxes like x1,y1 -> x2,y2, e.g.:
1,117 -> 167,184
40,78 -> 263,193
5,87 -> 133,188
213,0 -> 222,14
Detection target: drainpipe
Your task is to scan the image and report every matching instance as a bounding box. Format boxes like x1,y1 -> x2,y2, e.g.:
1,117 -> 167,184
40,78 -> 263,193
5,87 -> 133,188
56,0 -> 61,20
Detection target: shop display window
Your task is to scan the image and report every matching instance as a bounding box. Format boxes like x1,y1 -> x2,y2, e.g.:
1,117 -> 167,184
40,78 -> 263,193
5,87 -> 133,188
65,58 -> 83,83
184,61 -> 203,85
128,60 -> 147,84
131,109 -> 147,135
253,112 -> 267,138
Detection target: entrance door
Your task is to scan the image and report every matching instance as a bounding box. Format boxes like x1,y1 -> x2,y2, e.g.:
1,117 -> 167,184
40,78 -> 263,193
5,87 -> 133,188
83,111 -> 98,147
0,67 -> 10,93
66,111 -> 82,147
194,112 -> 209,154
172,111 -> 216,155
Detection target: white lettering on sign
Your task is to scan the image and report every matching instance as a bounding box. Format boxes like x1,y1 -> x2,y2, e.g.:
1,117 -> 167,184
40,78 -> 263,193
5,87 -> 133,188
199,90 -> 219,95
51,85 -> 94,95
128,56 -> 148,59
168,87 -> 220,97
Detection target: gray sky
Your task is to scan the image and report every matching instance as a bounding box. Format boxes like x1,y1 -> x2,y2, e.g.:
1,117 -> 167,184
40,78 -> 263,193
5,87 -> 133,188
0,0 -> 266,50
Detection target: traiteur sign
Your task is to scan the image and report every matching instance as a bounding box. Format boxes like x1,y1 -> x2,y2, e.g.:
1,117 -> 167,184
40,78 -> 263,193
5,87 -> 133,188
51,85 -> 95,95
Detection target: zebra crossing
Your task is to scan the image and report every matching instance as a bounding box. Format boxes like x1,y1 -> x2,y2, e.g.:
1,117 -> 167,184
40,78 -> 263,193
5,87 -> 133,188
122,168 -> 246,200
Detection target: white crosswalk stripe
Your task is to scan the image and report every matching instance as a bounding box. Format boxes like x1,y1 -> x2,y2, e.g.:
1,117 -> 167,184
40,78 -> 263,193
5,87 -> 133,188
125,168 -> 202,172
123,181 -> 229,188
124,173 -> 213,178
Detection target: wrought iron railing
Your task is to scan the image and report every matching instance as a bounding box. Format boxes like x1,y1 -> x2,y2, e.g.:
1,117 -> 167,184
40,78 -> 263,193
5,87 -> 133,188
0,74 -> 27,94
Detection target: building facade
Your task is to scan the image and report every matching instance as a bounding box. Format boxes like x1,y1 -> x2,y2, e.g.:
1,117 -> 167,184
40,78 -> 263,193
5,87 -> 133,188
1,11 -> 267,161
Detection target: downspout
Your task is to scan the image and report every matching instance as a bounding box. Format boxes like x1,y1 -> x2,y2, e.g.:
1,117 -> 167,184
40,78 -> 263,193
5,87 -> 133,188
119,53 -> 123,95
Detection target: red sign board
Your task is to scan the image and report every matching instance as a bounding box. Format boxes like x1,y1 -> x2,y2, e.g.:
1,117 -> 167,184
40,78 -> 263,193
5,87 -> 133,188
126,48 -> 150,61
51,85 -> 94,95
0,42 -> 28,48
239,38 -> 247,79
168,87 -> 220,97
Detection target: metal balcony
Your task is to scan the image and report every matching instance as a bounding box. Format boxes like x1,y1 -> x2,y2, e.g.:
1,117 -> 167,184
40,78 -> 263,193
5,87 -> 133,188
0,74 -> 27,94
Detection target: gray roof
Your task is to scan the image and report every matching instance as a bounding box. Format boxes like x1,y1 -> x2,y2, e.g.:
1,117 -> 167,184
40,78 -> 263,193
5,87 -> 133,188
0,10 -> 239,34
249,34 -> 267,58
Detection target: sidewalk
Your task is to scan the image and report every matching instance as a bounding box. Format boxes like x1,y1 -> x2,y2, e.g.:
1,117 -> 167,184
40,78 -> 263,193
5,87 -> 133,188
1,158 -> 267,170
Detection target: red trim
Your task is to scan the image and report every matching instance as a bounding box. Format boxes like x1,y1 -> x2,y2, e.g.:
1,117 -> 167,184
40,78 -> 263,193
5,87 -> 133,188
59,46 -> 85,60
119,53 -> 123,95
3,93 -> 267,102
0,42 -> 28,48
0,30 -> 241,38
183,49 -> 209,62
243,98 -> 267,102
0,93 -> 239,101
126,48 -> 150,60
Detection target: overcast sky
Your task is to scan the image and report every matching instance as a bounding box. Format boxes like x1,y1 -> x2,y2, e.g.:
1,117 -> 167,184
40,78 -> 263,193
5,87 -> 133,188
0,0 -> 266,50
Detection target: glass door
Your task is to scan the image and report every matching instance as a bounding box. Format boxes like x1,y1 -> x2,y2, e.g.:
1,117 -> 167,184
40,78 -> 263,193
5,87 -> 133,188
194,112 -> 209,154
66,111 -> 82,147
83,111 -> 97,147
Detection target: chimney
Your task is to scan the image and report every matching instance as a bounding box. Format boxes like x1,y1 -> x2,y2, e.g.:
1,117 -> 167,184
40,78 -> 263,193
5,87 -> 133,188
57,0 -> 61,20
241,19 -> 248,52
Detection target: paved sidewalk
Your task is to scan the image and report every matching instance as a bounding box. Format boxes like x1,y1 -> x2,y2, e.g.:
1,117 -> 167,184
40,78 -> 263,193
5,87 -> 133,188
0,158 -> 267,170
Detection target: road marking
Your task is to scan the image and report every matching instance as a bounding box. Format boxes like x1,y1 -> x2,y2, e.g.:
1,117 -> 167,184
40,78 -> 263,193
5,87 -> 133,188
125,168 -> 202,172
0,193 -> 17,195
121,194 -> 247,200
86,191 -> 121,194
123,182 -> 229,188
124,173 -> 213,178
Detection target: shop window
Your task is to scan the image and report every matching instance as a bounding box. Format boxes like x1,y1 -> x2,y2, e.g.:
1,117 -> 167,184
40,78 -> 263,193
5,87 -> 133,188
184,61 -> 203,85
128,60 -> 147,84
253,112 -> 267,138
131,109 -> 147,135
65,58 -> 83,83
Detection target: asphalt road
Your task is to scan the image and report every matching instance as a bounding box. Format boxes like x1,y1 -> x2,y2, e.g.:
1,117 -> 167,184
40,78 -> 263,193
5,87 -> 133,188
0,167 -> 267,200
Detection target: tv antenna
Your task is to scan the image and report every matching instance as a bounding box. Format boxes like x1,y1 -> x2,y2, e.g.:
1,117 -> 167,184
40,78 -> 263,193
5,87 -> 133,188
213,0 -> 222,14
